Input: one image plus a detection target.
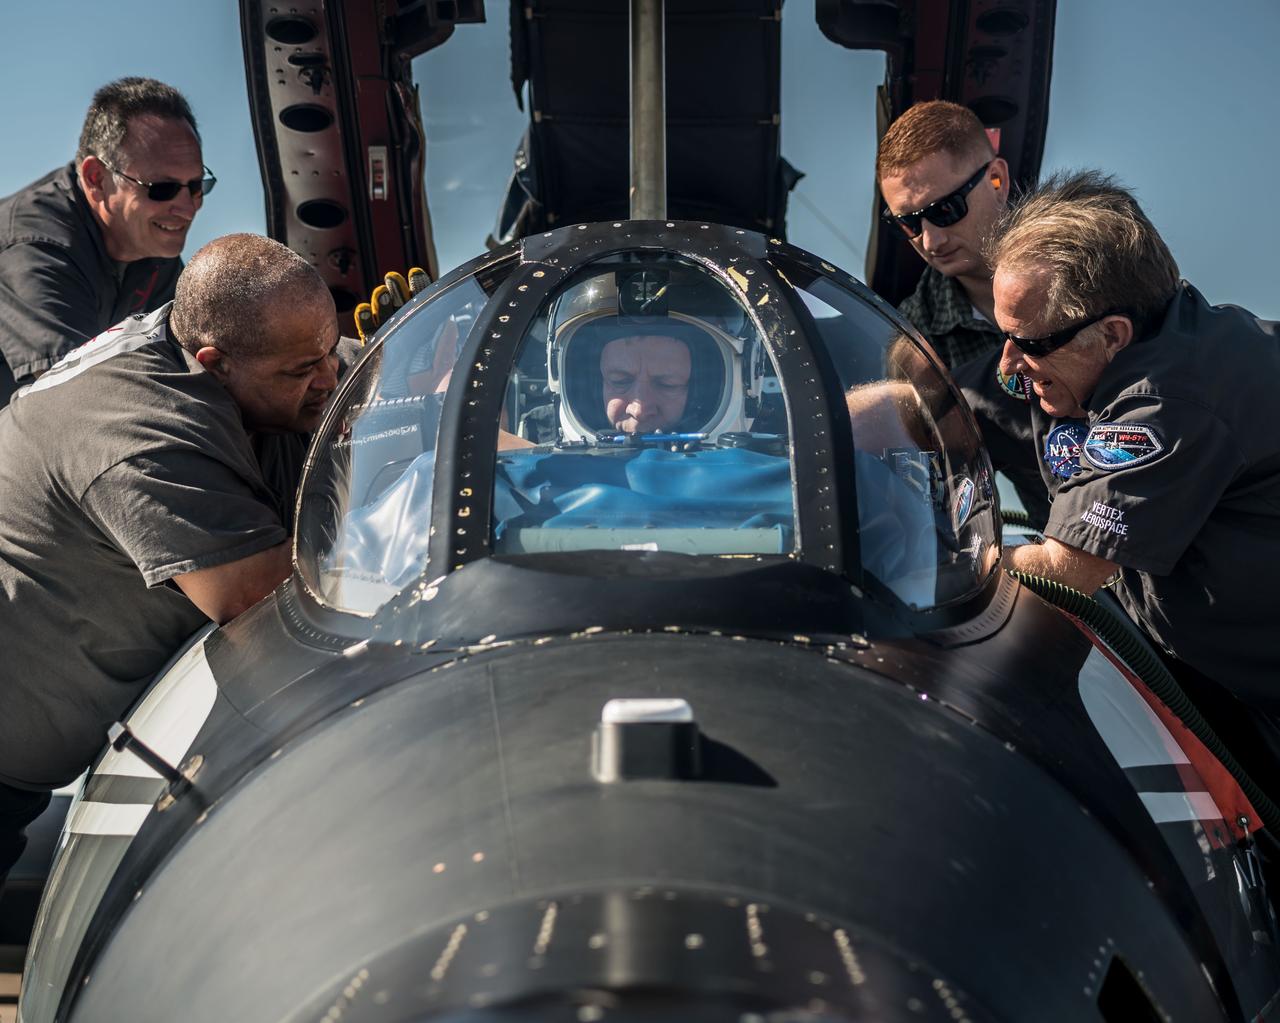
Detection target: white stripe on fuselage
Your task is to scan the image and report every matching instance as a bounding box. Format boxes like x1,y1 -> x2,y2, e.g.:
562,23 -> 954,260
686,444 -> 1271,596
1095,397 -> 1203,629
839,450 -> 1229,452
67,626 -> 217,837
65,800 -> 153,837
1078,647 -> 1189,768
1078,645 -> 1226,826
90,625 -> 218,781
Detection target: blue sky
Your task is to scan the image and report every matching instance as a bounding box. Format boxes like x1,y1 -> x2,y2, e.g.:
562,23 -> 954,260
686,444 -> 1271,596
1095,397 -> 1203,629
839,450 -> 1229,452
1,1 -> 1276,317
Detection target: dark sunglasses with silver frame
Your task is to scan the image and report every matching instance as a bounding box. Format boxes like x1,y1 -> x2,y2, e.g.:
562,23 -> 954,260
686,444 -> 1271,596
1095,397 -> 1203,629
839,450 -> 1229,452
100,160 -> 217,202
1004,308 -> 1131,358
881,161 -> 992,240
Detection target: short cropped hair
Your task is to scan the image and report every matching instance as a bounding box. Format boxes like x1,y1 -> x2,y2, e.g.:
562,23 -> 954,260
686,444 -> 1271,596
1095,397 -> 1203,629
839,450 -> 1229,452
876,100 -> 994,181
986,170 -> 1180,335
171,234 -> 330,358
76,77 -> 200,167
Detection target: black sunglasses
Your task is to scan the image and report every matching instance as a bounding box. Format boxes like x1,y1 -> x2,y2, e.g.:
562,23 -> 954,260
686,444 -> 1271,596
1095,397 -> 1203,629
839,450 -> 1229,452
1004,309 -> 1129,358
881,161 -> 992,239
102,161 -> 217,202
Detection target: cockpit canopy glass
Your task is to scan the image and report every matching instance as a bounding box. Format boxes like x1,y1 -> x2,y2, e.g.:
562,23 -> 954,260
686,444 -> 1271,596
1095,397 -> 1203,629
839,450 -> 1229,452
771,251 -> 999,609
491,255 -> 796,558
292,234 -> 997,620
295,261 -> 518,614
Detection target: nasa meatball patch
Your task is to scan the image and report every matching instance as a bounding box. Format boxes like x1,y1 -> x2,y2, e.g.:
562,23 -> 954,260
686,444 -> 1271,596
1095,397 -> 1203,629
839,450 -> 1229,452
1082,423 -> 1165,471
1043,420 -> 1087,479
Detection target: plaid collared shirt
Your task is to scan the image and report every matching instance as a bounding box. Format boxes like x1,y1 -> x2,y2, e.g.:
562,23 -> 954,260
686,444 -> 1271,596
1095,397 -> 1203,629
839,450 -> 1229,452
897,266 -> 1003,370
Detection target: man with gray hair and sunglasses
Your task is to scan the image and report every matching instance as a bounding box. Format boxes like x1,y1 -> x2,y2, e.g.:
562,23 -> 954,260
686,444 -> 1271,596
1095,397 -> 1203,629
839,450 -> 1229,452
0,77 -> 213,405
993,169 -> 1280,804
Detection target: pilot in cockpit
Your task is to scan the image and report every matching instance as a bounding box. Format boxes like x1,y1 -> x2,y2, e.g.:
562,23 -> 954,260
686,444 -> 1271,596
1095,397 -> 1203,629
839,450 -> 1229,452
599,332 -> 690,434
529,267 -> 763,447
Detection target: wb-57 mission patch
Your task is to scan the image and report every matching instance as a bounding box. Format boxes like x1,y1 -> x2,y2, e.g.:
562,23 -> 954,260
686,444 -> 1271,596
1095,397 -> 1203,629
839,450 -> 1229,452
1082,423 -> 1165,471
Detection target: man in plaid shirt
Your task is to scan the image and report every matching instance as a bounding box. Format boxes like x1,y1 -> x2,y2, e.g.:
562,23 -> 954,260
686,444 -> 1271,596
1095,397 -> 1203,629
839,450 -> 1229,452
877,101 -> 1048,526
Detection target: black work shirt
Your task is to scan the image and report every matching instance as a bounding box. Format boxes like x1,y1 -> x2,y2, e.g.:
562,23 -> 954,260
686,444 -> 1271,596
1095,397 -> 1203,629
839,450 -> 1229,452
0,164 -> 180,404
1038,284 -> 1280,709
0,305 -> 300,789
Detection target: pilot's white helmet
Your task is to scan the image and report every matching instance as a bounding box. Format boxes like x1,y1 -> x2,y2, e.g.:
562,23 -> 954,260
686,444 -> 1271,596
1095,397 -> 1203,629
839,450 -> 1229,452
547,266 -> 764,443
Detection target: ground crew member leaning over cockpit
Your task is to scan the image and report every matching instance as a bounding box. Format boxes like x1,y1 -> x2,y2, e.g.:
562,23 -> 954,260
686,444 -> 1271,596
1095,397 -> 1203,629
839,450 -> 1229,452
992,170 -> 1280,811
0,234 -> 340,895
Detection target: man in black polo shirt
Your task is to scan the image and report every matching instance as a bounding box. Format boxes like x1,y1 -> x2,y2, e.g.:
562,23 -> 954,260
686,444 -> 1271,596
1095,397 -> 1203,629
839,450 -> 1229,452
0,77 -> 211,406
991,170 -> 1280,793
0,233 -> 340,891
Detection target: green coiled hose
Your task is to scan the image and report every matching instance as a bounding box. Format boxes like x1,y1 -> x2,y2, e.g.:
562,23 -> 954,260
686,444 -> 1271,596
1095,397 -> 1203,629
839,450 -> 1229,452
1001,508 -> 1035,529
1008,569 -> 1280,836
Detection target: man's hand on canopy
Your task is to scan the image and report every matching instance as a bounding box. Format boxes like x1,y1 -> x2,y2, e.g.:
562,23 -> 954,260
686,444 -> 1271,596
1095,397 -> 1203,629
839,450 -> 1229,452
353,268 -> 430,343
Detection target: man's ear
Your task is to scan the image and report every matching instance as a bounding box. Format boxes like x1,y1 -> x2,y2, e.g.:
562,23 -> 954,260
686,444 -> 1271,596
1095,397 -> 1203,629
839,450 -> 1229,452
989,157 -> 1010,203
79,156 -> 109,203
1101,315 -> 1135,361
195,346 -> 230,382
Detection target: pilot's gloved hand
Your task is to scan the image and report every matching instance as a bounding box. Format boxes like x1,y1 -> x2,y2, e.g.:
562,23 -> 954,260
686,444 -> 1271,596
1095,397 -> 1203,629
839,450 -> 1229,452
353,268 -> 430,343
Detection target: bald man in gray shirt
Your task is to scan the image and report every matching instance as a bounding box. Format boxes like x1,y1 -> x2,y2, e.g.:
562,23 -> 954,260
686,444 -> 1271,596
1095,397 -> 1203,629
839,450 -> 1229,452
0,233 -> 341,890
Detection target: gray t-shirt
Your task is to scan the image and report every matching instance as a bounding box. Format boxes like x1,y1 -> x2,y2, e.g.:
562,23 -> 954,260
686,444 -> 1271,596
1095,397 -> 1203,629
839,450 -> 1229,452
0,304 -> 292,788
1037,284 -> 1280,709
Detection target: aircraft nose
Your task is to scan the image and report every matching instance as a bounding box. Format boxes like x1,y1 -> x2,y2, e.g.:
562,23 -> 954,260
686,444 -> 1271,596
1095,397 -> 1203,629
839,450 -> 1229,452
284,887 -> 998,1023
